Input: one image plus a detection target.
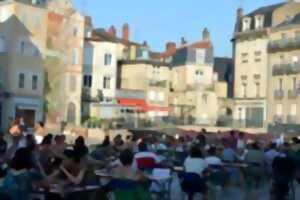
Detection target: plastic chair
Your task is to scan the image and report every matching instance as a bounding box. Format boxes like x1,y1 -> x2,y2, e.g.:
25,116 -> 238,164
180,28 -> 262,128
178,172 -> 206,200
136,157 -> 156,171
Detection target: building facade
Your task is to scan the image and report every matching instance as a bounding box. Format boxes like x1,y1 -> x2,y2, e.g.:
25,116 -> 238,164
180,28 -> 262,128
233,1 -> 300,130
268,12 -> 300,131
0,0 -> 47,130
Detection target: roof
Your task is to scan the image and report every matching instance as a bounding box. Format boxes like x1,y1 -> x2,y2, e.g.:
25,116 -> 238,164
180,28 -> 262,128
276,12 -> 300,28
236,3 -> 285,32
119,59 -> 171,67
85,28 -> 144,47
150,41 -> 212,60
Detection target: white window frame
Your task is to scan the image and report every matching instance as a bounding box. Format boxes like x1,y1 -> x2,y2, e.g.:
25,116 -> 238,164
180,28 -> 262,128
103,76 -> 111,89
255,15 -> 264,29
242,17 -> 251,31
32,75 -> 38,90
104,53 -> 112,66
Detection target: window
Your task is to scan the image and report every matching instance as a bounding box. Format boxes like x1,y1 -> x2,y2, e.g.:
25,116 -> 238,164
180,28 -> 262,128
255,15 -> 264,29
255,82 -> 260,97
196,70 -> 203,82
280,55 -> 285,64
254,51 -> 261,62
104,53 -> 112,66
158,92 -> 165,101
148,91 -> 156,101
291,104 -> 297,116
103,76 -> 111,89
276,104 -> 283,115
279,78 -> 283,90
293,77 -> 297,90
242,83 -> 247,98
0,35 -> 6,52
33,46 -> 40,57
241,53 -> 248,63
18,73 -> 25,89
20,41 -> 26,55
242,18 -> 251,31
195,49 -> 205,64
32,75 -> 38,90
69,75 -> 77,92
71,49 -> 78,65
73,27 -> 78,37
83,75 -> 92,88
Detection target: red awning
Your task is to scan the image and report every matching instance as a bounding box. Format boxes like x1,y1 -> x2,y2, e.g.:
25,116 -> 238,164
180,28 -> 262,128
117,97 -> 147,107
116,97 -> 169,112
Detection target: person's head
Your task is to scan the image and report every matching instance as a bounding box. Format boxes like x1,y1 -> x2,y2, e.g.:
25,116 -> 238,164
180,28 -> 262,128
201,128 -> 207,133
189,145 -> 202,158
138,142 -> 148,152
238,132 -> 244,139
64,149 -> 81,164
119,149 -> 134,166
41,134 -> 53,146
270,142 -> 277,150
207,146 -> 217,156
230,130 -> 235,137
102,135 -> 110,147
54,135 -> 62,144
10,148 -> 33,170
75,136 -> 85,147
251,142 -> 260,150
38,121 -> 44,128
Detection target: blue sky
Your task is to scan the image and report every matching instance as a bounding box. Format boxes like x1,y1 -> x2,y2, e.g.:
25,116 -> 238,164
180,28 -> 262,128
74,0 -> 283,57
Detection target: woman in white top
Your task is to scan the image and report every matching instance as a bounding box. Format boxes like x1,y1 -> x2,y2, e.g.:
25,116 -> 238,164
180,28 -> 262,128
205,146 -> 222,166
184,145 -> 208,177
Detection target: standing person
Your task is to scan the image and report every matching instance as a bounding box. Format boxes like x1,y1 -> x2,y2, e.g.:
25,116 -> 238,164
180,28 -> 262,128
228,130 -> 237,149
184,145 -> 208,177
8,119 -> 22,156
0,133 -> 7,163
237,132 -> 246,150
19,117 -> 27,133
35,122 -> 46,144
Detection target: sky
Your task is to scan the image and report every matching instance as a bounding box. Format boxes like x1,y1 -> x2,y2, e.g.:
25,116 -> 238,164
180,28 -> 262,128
73,0 -> 284,57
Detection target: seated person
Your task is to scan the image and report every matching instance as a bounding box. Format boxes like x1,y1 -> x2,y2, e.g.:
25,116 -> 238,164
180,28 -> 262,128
184,145 -> 208,177
2,148 -> 48,200
133,142 -> 161,170
205,146 -> 222,166
113,149 -> 146,181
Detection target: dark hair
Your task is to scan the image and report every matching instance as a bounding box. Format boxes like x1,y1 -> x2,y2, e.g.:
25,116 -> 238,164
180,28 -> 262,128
26,134 -> 36,151
207,146 -> 217,156
39,122 -> 44,128
10,148 -> 33,170
75,136 -> 85,146
119,149 -> 134,166
270,142 -> 277,149
74,136 -> 88,159
251,142 -> 260,150
54,135 -> 61,142
64,149 -> 81,163
41,134 -> 52,145
102,136 -> 110,147
138,142 -> 148,152
190,145 -> 202,158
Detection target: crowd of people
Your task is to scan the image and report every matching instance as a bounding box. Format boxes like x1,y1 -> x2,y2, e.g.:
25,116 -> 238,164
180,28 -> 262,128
0,119 -> 299,200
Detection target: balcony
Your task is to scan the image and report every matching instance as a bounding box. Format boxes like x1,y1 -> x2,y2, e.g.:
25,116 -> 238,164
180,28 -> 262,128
186,84 -> 214,92
115,89 -> 145,99
273,63 -> 300,76
148,80 -> 168,88
288,89 -> 299,99
274,90 -> 284,100
82,88 -> 102,102
273,115 -> 284,124
268,37 -> 300,53
287,115 -> 298,124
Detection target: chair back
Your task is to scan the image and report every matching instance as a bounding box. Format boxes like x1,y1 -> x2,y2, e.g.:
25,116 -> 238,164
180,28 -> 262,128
136,157 -> 156,170
178,172 -> 206,195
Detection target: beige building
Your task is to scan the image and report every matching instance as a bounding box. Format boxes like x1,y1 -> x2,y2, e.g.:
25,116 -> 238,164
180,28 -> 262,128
268,12 -> 300,129
233,1 -> 300,129
0,0 -> 47,130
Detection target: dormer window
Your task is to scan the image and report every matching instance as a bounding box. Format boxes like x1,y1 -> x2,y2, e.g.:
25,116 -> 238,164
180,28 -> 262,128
242,17 -> 251,31
255,15 -> 264,29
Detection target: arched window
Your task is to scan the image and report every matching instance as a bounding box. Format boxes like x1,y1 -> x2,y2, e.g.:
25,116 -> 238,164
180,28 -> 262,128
67,102 -> 76,124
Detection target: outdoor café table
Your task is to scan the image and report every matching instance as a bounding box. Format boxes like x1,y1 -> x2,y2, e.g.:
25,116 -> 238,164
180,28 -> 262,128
95,168 -> 173,198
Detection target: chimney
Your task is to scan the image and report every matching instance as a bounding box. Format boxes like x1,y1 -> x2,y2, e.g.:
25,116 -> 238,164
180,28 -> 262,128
166,42 -> 176,54
143,40 -> 148,47
122,23 -> 129,41
202,28 -> 210,41
107,25 -> 116,37
181,37 -> 187,45
237,7 -> 244,20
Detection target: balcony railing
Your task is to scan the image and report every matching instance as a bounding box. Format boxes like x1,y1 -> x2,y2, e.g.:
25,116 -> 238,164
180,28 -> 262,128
268,37 -> 300,53
186,84 -> 214,92
115,89 -> 145,99
288,89 -> 299,99
271,63 -> 300,76
148,80 -> 168,88
287,115 -> 298,124
274,90 -> 284,100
